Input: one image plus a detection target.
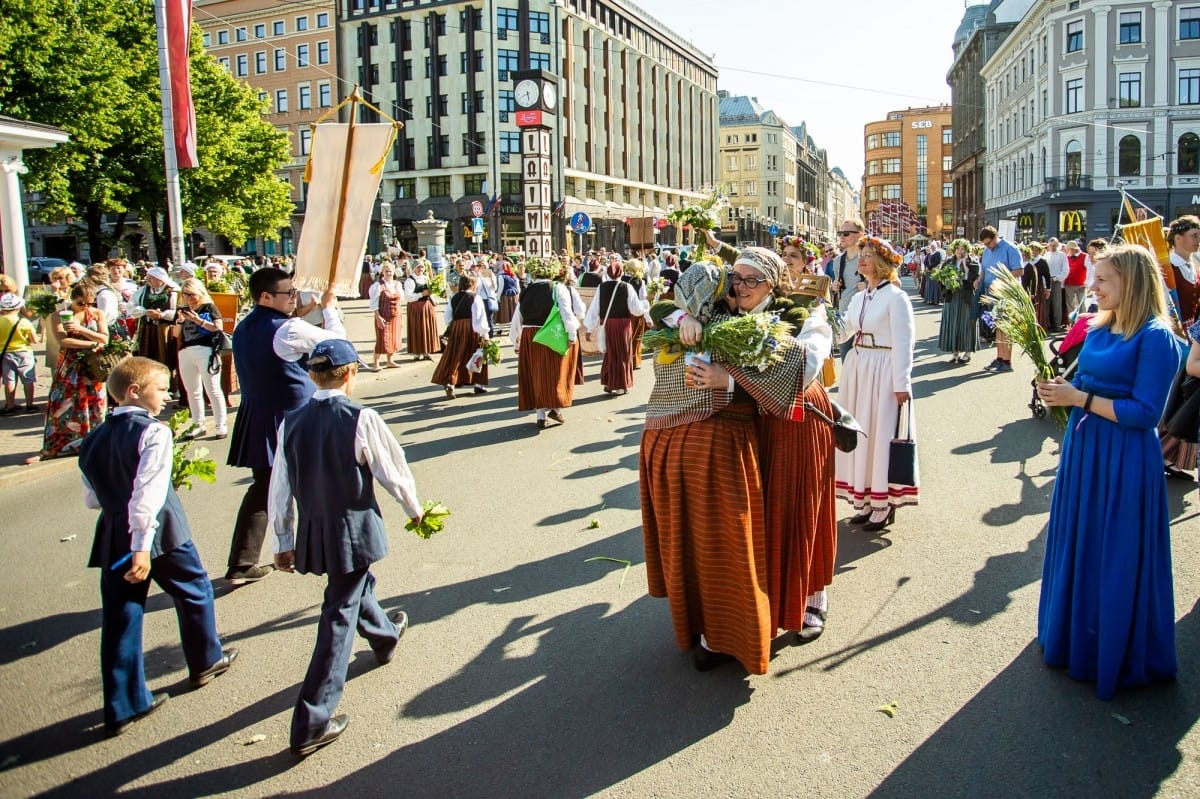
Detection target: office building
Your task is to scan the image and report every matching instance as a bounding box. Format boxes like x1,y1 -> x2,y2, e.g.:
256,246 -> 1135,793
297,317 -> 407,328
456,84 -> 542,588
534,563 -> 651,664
862,105 -> 954,241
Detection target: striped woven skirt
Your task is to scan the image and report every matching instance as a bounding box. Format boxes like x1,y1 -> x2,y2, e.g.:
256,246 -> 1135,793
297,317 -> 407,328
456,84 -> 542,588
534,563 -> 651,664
631,315 -> 647,368
759,383 -> 838,633
406,299 -> 442,356
431,318 -> 486,387
639,406 -> 772,674
516,327 -> 576,411
496,294 -> 518,324
600,317 -> 634,391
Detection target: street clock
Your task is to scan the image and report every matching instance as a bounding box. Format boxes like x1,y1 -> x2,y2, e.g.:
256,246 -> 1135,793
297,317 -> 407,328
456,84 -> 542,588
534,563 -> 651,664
511,70 -> 558,114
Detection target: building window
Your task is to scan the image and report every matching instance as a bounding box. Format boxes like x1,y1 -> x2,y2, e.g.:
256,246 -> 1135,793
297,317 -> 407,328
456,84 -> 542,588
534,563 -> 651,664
882,185 -> 901,200
498,90 -> 514,113
501,173 -> 522,197
218,56 -> 230,71
463,132 -> 485,157
235,26 -> 247,42
461,92 -> 472,114
1118,135 -> 1141,176
498,49 -> 520,75
943,156 -> 953,172
318,82 -> 331,108
254,23 -> 265,38
867,160 -> 879,176
942,128 -> 952,145
882,158 -> 901,173
299,128 -> 312,156
866,134 -> 878,150
272,20 -> 284,36
727,155 -> 739,171
275,88 -> 288,113
297,44 -> 309,67
499,131 -> 520,154
1118,11 -> 1141,43
254,51 -> 267,74
1065,139 -> 1082,181
296,16 -> 308,32
1118,72 -> 1141,107
202,32 -> 211,47
882,132 -> 900,147
497,7 -> 519,35
317,41 -> 329,65
395,178 -> 415,199
1065,77 -> 1083,113
428,176 -> 451,196
1065,20 -> 1083,53
744,181 -> 757,196
866,186 -> 879,201
235,53 -> 248,76
1179,133 -> 1200,175
464,173 -> 487,195
274,48 -> 286,71
1182,7 -> 1200,39
298,84 -> 312,110
1181,69 -> 1200,104
530,10 -> 550,40
529,51 -> 550,70
217,30 -> 228,45
942,182 -> 953,198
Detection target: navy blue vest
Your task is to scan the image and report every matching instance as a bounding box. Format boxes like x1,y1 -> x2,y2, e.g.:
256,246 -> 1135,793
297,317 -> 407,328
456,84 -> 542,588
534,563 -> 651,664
282,396 -> 388,576
80,412 -> 191,568
227,305 -> 315,469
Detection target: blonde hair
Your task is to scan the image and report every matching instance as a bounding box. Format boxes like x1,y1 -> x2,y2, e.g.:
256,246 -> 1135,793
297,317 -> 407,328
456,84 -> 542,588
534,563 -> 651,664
49,266 -> 76,285
178,277 -> 212,305
1090,244 -> 1169,339
107,356 -> 169,403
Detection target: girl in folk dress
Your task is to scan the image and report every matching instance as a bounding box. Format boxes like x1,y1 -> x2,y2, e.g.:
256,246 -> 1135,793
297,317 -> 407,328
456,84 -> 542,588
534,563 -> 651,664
132,266 -> 178,369
938,239 -> 981,364
509,259 -> 579,429
834,237 -> 918,532
369,263 -> 404,369
583,260 -> 649,395
403,262 -> 441,361
495,264 -> 520,325
431,275 -> 490,398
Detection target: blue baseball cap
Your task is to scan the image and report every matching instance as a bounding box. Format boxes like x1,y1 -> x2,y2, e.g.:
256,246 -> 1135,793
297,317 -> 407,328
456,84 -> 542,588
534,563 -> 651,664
307,339 -> 366,372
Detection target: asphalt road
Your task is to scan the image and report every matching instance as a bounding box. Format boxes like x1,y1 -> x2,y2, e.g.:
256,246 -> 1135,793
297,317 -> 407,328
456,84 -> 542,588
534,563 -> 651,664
0,286 -> 1197,799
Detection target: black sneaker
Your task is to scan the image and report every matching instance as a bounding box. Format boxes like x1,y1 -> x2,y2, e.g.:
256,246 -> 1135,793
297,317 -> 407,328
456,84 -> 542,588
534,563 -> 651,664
996,361 -> 1014,372
225,565 -> 274,585
983,359 -> 1002,372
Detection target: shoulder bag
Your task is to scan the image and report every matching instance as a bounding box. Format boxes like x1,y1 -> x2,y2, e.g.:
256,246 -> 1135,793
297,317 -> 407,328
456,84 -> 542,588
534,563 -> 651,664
593,280 -> 625,355
887,400 -> 919,488
532,284 -> 570,355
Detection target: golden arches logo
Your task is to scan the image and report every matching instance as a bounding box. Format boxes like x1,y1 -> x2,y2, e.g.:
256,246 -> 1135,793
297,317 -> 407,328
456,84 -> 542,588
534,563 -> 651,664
1059,210 -> 1085,233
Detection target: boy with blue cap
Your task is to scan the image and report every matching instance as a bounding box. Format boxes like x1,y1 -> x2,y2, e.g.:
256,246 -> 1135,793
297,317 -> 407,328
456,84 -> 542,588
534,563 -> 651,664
267,338 -> 423,757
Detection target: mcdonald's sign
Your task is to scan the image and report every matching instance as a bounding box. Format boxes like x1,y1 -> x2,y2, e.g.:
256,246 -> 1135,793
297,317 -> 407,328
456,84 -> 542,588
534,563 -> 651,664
1017,213 -> 1035,229
1059,209 -> 1086,234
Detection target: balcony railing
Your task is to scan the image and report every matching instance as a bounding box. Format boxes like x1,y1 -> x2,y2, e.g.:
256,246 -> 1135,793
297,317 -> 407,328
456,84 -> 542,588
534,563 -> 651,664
1043,175 -> 1093,192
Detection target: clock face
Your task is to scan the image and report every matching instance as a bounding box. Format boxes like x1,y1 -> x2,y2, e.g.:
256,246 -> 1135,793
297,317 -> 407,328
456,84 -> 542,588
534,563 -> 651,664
542,82 -> 557,110
514,79 -> 539,109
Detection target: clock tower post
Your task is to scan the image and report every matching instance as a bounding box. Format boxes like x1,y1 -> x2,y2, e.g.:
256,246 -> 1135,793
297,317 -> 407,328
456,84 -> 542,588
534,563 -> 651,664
511,70 -> 559,260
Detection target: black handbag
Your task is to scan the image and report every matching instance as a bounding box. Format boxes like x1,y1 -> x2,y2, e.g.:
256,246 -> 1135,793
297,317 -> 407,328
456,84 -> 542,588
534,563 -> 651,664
888,401 -> 918,488
1164,372 -> 1200,443
805,399 -> 866,453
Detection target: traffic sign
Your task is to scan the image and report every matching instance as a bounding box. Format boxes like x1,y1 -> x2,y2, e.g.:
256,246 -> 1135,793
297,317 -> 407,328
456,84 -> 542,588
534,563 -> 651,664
472,217 -> 485,236
570,212 -> 592,234
768,224 -> 780,236
471,200 -> 484,218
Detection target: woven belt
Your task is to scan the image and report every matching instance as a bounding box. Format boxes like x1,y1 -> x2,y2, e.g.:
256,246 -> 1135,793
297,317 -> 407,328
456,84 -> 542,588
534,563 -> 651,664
854,333 -> 892,350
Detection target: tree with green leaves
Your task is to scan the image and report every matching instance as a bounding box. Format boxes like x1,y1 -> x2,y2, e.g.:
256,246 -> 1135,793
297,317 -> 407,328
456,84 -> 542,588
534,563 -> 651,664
0,0 -> 292,261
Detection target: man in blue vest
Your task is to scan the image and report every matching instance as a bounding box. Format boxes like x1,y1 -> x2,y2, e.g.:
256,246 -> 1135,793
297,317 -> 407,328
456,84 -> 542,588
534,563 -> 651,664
224,268 -> 346,584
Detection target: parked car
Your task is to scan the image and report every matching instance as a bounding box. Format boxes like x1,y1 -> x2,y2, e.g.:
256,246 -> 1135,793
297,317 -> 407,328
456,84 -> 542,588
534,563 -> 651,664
26,256 -> 68,284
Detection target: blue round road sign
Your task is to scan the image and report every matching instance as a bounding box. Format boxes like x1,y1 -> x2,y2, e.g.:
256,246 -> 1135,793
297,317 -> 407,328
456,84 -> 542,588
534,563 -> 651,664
570,212 -> 592,234
768,224 -> 780,236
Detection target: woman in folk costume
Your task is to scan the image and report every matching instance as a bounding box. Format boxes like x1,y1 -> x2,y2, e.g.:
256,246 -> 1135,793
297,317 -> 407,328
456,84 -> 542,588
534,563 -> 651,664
403,261 -> 441,361
495,263 -> 520,325
938,238 -> 981,365
584,260 -> 650,395
369,262 -> 404,370
560,265 -> 589,387
834,237 -> 918,532
509,258 -> 580,429
131,266 -> 179,369
431,274 -> 490,399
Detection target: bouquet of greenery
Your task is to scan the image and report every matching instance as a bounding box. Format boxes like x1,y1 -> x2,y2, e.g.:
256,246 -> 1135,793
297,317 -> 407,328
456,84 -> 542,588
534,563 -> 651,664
428,272 -> 447,298
667,189 -> 729,259
482,339 -> 502,366
27,292 -> 63,318
645,276 -> 666,300
929,261 -> 962,292
166,410 -> 218,490
642,312 -> 792,371
404,500 -> 451,539
984,268 -> 1068,427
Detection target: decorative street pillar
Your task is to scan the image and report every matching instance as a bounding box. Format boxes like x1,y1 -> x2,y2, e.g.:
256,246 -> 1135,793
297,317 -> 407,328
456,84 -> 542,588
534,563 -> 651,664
413,210 -> 448,276
511,70 -> 559,260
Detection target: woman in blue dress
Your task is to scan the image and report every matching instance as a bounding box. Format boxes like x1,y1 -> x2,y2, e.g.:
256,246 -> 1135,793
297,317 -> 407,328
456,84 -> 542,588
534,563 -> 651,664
1035,244 -> 1185,699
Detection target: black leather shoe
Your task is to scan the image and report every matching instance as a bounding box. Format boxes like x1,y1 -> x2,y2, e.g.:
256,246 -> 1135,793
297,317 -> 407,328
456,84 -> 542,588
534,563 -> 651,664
795,607 -> 827,644
848,512 -> 872,525
190,648 -> 239,688
473,386 -> 489,394
863,509 -> 896,532
536,419 -> 547,429
692,646 -> 736,672
106,692 -> 168,737
374,611 -> 409,666
291,714 -> 349,758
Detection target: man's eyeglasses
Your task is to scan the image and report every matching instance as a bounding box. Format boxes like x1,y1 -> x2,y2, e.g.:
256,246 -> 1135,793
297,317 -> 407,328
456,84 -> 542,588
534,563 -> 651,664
730,274 -> 769,289
266,288 -> 299,298
838,230 -> 860,236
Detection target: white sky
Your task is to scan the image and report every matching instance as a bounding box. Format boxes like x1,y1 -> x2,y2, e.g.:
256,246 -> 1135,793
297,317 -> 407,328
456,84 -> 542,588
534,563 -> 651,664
634,0 -> 978,187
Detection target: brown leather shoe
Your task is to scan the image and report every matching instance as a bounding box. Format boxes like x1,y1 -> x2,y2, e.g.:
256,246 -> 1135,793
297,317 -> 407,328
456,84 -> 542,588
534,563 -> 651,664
291,715 -> 349,757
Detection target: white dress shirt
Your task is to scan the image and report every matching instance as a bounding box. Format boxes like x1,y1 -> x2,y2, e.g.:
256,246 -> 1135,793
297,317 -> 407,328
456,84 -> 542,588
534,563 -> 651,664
583,280 -> 651,331
81,406 -> 173,554
273,308 -> 346,362
268,389 -> 422,555
1046,250 -> 1069,282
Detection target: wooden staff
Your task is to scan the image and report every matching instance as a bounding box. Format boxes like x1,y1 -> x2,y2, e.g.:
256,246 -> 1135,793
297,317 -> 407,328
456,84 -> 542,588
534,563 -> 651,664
327,88 -> 361,287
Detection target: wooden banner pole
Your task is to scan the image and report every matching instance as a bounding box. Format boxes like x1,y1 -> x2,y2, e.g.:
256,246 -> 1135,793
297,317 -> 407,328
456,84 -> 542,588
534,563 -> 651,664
327,87 -> 361,287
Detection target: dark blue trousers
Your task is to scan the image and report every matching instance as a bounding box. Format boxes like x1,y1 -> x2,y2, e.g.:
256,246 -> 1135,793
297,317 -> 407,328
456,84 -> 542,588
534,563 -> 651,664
99,540 -> 224,728
291,568 -> 398,746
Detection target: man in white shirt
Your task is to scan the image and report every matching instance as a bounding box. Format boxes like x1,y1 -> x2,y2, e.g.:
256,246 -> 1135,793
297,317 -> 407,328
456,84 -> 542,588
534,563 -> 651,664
1044,237 -> 1069,332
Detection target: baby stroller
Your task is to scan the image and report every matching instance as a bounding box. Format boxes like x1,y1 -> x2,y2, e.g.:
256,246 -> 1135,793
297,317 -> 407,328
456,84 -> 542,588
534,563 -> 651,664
1029,314 -> 1093,419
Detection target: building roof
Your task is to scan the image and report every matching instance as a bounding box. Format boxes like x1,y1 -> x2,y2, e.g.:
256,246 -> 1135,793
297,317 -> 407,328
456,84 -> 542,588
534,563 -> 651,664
0,115 -> 69,149
954,2 -> 992,46
719,94 -> 770,125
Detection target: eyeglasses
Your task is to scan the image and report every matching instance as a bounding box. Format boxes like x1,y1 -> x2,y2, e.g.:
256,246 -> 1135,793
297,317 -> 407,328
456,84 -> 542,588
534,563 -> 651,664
266,288 -> 299,298
181,292 -> 199,298
730,274 -> 769,289
838,230 -> 860,236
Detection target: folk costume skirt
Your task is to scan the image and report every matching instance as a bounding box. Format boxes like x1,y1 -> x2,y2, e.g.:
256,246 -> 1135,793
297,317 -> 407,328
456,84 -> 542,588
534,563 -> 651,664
516,327 -> 576,411
938,291 -> 979,354
496,294 -> 518,325
600,317 -> 634,392
431,318 -> 487,388
759,383 -> 838,633
631,315 -> 647,368
374,289 -> 403,356
639,405 -> 772,674
406,298 -> 442,356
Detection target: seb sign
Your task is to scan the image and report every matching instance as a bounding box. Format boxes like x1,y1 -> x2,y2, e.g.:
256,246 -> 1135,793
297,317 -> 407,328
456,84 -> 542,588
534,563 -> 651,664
911,120 -> 934,129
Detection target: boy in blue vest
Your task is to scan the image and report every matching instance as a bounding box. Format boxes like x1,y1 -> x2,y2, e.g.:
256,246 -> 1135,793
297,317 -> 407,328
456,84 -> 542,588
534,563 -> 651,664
80,357 -> 237,737
267,338 -> 423,757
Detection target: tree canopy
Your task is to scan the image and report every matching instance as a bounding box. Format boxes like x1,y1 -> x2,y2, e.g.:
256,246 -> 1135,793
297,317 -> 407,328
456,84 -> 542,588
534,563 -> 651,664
0,0 -> 293,259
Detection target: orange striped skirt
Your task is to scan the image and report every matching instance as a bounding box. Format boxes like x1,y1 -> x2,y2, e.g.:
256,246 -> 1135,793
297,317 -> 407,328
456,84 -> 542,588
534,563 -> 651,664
600,317 -> 634,391
431,318 -> 486,387
639,407 -> 771,674
759,382 -> 838,633
406,299 -> 442,356
516,327 -> 576,411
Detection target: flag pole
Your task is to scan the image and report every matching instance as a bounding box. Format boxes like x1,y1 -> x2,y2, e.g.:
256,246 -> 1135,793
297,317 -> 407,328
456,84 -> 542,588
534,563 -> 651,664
154,0 -> 187,270
327,87 -> 361,286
